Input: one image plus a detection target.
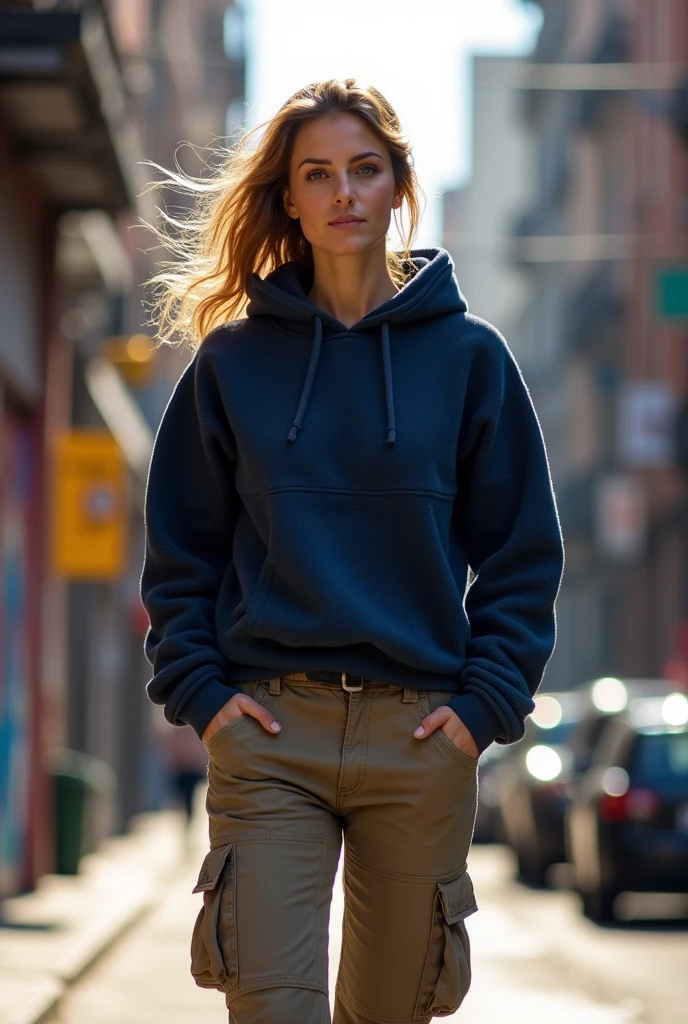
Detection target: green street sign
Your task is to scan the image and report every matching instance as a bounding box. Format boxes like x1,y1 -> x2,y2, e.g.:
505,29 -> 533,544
656,265 -> 688,321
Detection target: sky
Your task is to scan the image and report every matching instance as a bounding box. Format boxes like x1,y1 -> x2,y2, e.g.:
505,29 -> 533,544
238,0 -> 542,246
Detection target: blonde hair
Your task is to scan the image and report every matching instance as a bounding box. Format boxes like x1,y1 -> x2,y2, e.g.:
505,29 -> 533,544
142,78 -> 424,351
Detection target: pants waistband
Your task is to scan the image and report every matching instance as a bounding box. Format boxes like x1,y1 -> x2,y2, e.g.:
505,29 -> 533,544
272,673 -> 420,703
280,671 -> 393,691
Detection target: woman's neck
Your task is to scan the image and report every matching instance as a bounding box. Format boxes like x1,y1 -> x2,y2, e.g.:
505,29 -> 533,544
307,243 -> 399,328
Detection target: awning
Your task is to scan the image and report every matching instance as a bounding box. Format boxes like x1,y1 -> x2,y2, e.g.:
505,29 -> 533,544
0,2 -> 146,211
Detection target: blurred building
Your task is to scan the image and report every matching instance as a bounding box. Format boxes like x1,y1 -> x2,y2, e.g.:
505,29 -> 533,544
0,0 -> 246,896
511,0 -> 688,691
442,55 -> 533,347
0,0 -> 145,896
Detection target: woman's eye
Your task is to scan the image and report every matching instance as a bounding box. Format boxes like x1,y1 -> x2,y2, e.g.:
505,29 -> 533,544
305,165 -> 379,180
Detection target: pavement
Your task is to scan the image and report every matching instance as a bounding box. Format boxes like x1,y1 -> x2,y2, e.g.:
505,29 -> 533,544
3,785 -> 688,1023
0,806 -> 190,1024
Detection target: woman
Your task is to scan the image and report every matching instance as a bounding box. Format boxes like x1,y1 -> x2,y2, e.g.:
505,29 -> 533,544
140,79 -> 564,1024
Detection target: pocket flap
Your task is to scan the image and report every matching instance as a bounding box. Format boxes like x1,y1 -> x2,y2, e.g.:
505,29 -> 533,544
438,868 -> 478,923
192,843 -> 233,894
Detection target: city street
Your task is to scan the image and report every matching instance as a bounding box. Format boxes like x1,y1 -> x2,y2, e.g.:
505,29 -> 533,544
4,5 -> 688,1023
46,804 -> 688,1024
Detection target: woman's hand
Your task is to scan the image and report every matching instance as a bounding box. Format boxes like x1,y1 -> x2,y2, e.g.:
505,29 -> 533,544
201,693 -> 281,744
414,706 -> 480,760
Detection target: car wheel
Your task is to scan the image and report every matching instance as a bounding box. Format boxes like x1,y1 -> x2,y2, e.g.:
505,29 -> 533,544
581,887 -> 617,923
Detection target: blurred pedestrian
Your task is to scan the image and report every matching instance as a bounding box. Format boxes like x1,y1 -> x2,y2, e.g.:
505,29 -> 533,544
140,78 -> 564,1023
152,705 -> 208,830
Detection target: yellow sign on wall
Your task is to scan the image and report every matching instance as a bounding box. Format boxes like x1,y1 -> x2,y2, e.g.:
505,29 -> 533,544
51,430 -> 129,579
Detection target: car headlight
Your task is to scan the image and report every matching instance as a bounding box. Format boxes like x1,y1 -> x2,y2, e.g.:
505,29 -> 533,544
591,676 -> 627,713
662,692 -> 688,727
525,744 -> 563,782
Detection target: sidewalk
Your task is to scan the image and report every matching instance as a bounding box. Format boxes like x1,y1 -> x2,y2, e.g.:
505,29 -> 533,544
0,807 -> 191,1024
42,835 -> 642,1024
2,794 -> 671,1024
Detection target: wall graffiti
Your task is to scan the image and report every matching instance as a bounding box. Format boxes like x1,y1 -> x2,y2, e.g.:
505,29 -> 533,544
0,414 -> 33,897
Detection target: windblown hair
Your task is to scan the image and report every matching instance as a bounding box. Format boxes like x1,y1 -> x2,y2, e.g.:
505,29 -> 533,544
142,78 -> 424,351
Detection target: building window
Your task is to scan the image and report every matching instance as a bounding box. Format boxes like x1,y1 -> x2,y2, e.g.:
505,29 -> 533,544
224,6 -> 245,63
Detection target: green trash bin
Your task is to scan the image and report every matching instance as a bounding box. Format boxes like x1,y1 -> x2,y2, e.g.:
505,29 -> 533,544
52,749 -> 115,874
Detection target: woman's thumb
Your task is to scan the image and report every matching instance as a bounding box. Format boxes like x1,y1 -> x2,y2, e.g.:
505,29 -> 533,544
414,707 -> 449,738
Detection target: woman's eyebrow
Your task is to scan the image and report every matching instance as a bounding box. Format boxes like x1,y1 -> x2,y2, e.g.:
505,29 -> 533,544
297,151 -> 384,169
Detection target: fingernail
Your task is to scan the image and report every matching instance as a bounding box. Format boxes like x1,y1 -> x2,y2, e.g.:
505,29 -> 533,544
270,721 -> 281,732
414,726 -> 424,737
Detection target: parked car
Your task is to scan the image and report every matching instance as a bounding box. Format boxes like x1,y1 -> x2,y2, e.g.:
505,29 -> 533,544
565,692 -> 688,922
566,677 -> 674,778
497,690 -> 585,885
495,676 -> 676,886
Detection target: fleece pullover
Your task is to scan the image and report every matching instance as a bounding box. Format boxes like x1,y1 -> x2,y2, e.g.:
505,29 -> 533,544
140,247 -> 565,753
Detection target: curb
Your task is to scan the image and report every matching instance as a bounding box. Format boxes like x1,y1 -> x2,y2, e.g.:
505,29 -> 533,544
0,975 -> 63,1024
0,810 -> 187,1024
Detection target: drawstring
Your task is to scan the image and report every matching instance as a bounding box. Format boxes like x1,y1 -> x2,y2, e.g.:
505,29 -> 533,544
287,314 -> 323,442
380,320 -> 396,446
286,315 -> 396,447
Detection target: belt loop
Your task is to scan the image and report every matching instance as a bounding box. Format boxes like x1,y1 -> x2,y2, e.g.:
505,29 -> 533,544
402,688 -> 418,703
269,676 -> 282,696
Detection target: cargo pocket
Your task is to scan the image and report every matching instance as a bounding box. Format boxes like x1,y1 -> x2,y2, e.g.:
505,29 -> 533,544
190,843 -> 238,992
415,867 -> 477,1019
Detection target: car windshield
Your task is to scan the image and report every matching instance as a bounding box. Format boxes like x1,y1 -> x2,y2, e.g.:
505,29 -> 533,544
630,731 -> 688,794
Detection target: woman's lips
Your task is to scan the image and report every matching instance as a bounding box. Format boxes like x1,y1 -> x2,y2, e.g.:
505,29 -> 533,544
329,218 -> 365,229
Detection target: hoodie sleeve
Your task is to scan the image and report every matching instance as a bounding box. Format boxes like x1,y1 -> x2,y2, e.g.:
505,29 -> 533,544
140,350 -> 241,739
447,327 -> 565,752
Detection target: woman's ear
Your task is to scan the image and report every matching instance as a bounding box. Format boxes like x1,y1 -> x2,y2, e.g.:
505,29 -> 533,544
391,187 -> 403,211
283,186 -> 299,220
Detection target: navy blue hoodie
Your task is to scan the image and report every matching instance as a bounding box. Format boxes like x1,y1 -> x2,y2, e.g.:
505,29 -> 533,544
140,247 -> 564,753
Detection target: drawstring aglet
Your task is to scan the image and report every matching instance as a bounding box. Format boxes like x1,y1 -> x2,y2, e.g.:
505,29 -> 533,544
287,423 -> 300,442
386,429 -> 396,446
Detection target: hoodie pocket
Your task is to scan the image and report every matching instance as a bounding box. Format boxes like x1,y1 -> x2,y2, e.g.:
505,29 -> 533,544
237,489 -> 467,661
415,867 -> 477,1018
190,843 -> 238,991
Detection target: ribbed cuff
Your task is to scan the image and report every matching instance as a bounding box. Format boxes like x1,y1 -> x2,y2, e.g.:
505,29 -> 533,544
447,692 -> 506,754
178,680 -> 240,739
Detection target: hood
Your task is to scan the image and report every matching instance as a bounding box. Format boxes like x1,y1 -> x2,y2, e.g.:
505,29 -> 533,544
245,246 -> 468,447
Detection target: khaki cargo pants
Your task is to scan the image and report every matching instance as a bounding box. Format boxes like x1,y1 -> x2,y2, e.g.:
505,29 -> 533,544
190,676 -> 479,1023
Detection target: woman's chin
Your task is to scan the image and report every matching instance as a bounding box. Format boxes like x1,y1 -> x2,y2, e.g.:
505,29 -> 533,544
309,232 -> 386,258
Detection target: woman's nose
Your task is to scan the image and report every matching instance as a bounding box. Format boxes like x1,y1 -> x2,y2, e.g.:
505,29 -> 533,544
333,175 -> 355,205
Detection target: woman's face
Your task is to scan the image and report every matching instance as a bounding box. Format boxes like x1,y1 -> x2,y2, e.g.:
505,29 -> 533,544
283,112 -> 403,257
